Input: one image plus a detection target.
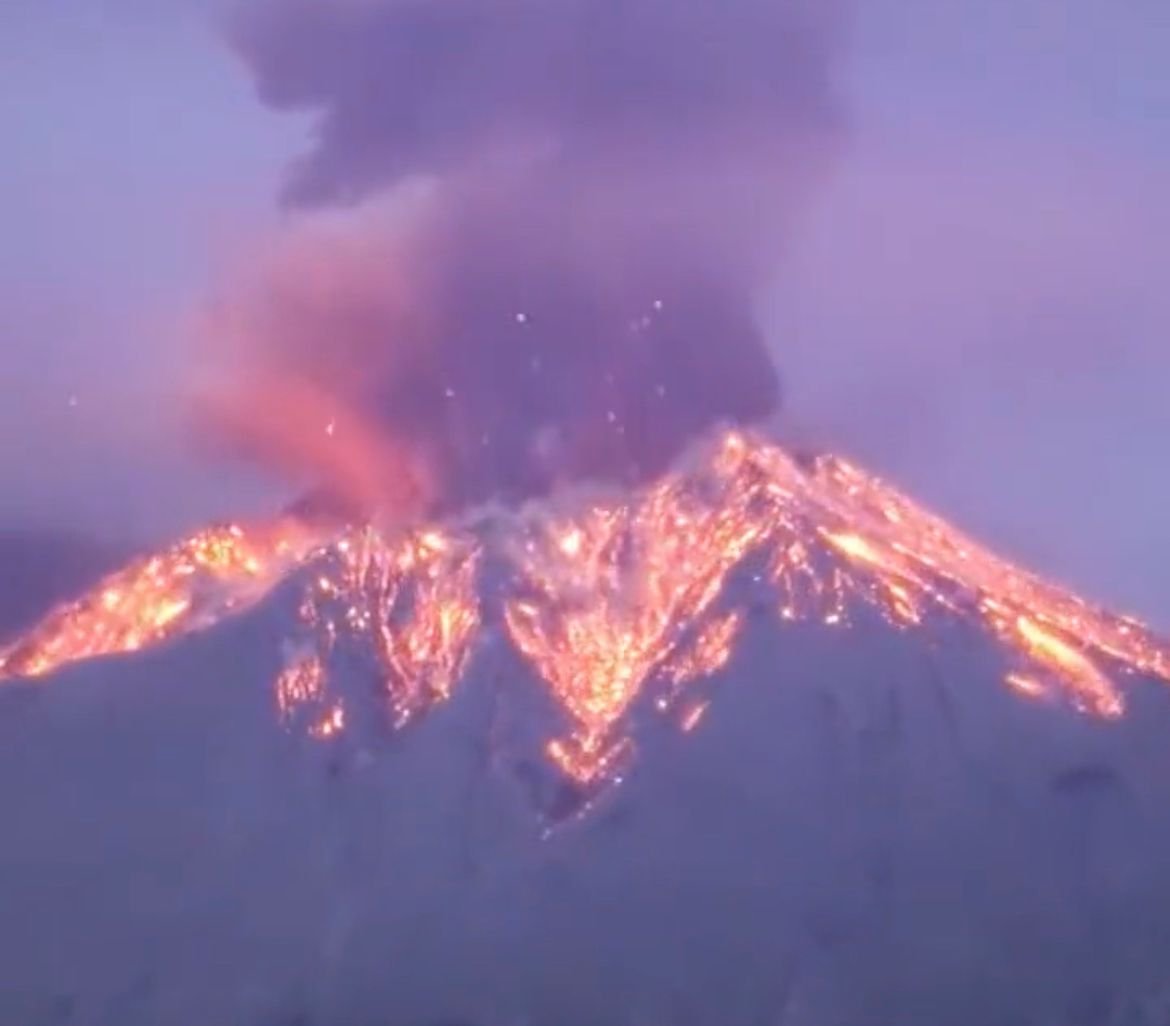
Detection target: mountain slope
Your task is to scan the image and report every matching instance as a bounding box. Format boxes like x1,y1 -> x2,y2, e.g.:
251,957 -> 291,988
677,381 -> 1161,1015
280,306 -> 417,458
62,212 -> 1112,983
4,597 -> 1170,1025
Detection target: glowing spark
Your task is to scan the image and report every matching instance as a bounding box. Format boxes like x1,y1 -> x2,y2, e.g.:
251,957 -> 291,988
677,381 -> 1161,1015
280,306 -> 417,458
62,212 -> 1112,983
679,700 -> 709,733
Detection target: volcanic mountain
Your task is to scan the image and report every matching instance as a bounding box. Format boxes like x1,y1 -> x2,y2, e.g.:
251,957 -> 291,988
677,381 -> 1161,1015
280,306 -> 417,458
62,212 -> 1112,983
4,429 -> 1170,1025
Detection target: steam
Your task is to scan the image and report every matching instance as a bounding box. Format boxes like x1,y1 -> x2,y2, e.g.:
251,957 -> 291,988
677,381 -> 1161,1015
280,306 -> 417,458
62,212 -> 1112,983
201,0 -> 848,517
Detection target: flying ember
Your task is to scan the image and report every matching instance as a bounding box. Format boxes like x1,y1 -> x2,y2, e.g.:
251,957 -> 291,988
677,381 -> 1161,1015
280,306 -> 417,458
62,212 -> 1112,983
2,430 -> 1167,800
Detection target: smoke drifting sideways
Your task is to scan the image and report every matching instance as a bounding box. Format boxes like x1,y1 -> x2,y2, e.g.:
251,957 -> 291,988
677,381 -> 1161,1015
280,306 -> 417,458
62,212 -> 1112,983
198,0 -> 849,522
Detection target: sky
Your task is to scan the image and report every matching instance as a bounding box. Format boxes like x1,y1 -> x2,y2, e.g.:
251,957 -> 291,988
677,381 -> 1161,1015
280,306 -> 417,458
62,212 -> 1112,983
1,0 -> 1168,620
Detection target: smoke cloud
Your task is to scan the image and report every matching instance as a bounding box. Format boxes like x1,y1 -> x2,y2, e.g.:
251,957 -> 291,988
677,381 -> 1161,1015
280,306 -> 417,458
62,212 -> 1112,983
202,0 -> 848,517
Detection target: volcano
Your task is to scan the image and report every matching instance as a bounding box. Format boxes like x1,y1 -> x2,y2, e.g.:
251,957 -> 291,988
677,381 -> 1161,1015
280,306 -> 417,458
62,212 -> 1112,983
4,429 -> 1170,1025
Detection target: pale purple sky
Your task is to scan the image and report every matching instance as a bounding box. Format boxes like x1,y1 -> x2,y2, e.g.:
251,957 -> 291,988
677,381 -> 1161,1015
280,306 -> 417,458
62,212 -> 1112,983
1,0 -> 1168,620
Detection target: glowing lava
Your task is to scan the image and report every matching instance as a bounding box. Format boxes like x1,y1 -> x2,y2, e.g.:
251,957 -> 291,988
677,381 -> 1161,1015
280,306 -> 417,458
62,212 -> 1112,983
0,518 -> 321,679
276,525 -> 481,734
3,431 -> 1168,795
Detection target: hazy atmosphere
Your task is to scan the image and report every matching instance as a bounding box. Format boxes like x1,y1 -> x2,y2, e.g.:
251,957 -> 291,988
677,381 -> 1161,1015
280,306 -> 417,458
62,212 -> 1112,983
2,0 -> 1168,617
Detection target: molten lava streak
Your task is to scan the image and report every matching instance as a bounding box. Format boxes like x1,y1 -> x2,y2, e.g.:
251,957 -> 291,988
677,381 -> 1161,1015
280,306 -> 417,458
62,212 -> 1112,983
4,431 -> 1168,793
0,519 -> 321,679
276,525 -> 481,735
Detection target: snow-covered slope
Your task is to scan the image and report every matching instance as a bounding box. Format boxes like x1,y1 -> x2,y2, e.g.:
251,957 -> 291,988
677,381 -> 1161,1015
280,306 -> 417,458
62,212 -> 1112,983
4,592 -> 1170,1026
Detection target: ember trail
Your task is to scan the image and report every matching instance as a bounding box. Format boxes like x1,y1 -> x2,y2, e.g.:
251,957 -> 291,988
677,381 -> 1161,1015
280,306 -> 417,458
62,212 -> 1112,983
3,430 -> 1167,798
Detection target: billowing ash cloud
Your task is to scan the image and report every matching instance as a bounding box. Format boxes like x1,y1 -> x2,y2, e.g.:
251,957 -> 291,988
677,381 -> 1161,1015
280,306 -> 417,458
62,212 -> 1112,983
204,0 -> 848,517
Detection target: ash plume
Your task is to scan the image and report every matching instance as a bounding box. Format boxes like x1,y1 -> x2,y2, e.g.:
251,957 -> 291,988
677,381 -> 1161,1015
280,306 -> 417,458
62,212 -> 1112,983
203,0 -> 849,517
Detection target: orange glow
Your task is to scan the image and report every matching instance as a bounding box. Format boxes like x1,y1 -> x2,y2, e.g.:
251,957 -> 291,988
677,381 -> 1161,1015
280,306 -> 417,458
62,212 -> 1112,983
3,430 -> 1169,794
678,699 -> 711,734
1012,616 -> 1122,718
1005,671 -> 1050,702
664,612 -> 744,688
194,371 -> 433,522
503,459 -> 766,785
311,702 -> 346,739
0,518 -> 322,679
283,525 -> 481,728
275,650 -> 327,725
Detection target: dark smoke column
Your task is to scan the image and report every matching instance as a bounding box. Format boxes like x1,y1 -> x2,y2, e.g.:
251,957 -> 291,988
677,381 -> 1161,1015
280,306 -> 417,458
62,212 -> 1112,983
226,0 -> 846,512
423,229 -> 784,506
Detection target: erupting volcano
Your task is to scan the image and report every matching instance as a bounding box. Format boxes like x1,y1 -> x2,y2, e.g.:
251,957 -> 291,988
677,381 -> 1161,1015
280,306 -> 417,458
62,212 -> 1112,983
8,2 -> 1170,1022
5,428 -> 1168,820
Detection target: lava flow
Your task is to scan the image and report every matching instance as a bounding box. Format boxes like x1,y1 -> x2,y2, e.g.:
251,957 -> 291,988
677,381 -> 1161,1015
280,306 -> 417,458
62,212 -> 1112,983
3,430 -> 1168,795
0,517 -> 321,680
